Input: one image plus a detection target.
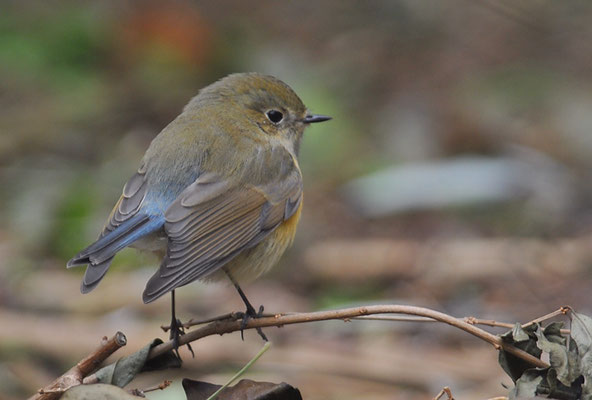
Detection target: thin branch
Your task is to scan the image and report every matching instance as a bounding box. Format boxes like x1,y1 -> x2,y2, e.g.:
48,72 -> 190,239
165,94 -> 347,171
29,332 -> 127,400
465,307 -> 571,335
148,305 -> 548,368
161,312 -> 267,331
523,307 -> 569,328
169,307 -> 571,332
353,315 -> 439,323
355,314 -> 572,335
128,380 -> 172,396
161,314 -> 238,332
464,316 -> 515,330
144,380 -> 172,393
433,386 -> 454,400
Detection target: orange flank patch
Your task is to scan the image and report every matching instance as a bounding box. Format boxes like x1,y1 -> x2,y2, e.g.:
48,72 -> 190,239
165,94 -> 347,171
275,199 -> 303,248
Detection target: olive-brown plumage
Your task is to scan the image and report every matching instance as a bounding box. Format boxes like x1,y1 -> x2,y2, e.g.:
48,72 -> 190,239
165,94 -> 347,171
67,73 -> 330,306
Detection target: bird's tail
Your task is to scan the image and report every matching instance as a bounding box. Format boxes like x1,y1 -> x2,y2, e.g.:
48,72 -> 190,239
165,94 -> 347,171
67,214 -> 164,293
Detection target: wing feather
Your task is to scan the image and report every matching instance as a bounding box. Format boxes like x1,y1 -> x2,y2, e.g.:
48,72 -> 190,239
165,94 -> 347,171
68,167 -> 160,294
142,166 -> 302,303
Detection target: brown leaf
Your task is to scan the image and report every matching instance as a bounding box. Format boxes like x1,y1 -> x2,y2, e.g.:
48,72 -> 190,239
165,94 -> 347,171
182,378 -> 302,400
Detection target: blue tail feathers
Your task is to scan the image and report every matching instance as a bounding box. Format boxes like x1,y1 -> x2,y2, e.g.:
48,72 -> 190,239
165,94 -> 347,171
68,213 -> 165,293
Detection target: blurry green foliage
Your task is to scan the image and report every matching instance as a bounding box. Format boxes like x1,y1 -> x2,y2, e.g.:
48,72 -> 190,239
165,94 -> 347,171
47,174 -> 145,270
0,7 -> 109,87
49,176 -> 99,259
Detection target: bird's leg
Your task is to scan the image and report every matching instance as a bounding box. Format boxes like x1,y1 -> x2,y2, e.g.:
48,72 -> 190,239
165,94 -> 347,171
224,270 -> 268,342
169,290 -> 194,359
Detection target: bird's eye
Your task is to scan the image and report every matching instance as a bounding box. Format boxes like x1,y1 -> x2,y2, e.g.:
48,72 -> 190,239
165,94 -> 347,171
266,110 -> 284,124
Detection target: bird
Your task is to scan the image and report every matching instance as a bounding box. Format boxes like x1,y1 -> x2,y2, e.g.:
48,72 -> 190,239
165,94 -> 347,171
67,72 -> 331,351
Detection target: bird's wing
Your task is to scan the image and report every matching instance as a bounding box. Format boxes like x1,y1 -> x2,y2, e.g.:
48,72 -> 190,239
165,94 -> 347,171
102,166 -> 151,237
142,167 -> 302,303
68,165 -> 161,292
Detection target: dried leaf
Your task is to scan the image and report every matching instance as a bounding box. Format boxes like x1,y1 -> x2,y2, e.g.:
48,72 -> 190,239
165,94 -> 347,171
94,338 -> 180,387
503,320 -> 586,399
544,322 -> 567,346
570,311 -> 592,398
500,323 -> 542,382
544,368 -> 582,400
535,325 -> 579,387
182,380 -> 219,399
509,369 -> 544,399
182,378 -> 302,400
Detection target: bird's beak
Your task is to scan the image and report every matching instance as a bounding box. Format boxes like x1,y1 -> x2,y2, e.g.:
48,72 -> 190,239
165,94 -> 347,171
303,114 -> 332,124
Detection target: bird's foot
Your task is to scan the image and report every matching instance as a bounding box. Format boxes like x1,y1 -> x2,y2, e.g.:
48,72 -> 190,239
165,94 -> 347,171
237,304 -> 268,342
169,317 -> 195,360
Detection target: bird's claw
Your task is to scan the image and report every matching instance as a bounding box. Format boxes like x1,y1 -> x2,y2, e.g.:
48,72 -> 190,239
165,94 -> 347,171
239,304 -> 268,342
170,317 -> 195,360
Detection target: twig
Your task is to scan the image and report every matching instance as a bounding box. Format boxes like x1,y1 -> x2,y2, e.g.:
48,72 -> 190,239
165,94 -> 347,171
353,315 -> 438,323
523,307 -> 569,328
206,342 -> 272,400
161,313 -> 238,332
143,380 -> 172,393
128,379 -> 172,396
464,316 -> 515,330
433,386 -> 454,400
522,306 -> 571,328
29,332 -> 127,400
356,315 -> 573,336
148,305 -> 548,368
465,308 -> 571,335
169,308 -> 572,333
162,312 -> 274,331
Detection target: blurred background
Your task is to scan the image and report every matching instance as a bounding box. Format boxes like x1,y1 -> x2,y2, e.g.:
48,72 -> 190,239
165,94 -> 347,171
1,1 -> 592,399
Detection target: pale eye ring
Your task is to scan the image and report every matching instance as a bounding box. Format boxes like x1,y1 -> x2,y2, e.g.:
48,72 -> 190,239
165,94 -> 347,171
265,109 -> 284,124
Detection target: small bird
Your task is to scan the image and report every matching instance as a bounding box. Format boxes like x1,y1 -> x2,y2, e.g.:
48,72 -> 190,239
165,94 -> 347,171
67,73 -> 330,348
